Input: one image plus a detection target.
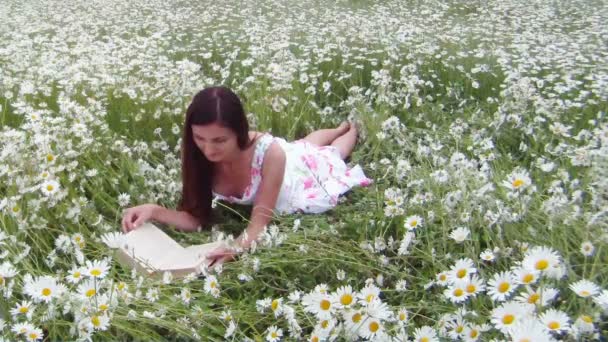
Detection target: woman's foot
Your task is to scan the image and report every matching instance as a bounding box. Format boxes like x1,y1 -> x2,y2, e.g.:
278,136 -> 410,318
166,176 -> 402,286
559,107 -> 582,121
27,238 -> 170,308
336,121 -> 351,136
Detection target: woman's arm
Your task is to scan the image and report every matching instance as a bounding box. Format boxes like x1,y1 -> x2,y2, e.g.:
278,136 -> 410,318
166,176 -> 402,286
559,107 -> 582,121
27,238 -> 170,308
153,205 -> 202,232
122,203 -> 202,232
236,142 -> 286,249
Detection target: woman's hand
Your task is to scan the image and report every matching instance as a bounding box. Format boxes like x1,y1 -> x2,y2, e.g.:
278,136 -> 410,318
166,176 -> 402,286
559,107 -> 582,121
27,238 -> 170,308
121,204 -> 159,233
206,245 -> 240,269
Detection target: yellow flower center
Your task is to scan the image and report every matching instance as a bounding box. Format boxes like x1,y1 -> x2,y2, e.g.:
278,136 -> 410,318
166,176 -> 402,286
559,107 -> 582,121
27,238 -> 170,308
340,294 -> 353,306
502,314 -> 514,324
455,325 -> 464,333
90,269 -> 101,277
581,315 -> 593,323
399,312 -> 407,321
352,312 -> 362,323
321,320 -> 329,328
320,299 -> 331,311
512,179 -> 524,188
11,205 -> 19,213
580,290 -> 590,297
470,329 -> 479,338
466,284 -> 476,293
453,288 -> 464,297
73,272 -> 81,278
535,259 -> 549,270
311,337 -> 319,342
420,338 -> 430,342
86,289 -> 96,297
527,293 -> 540,304
42,288 -> 52,296
91,315 -> 101,327
498,282 -> 510,293
548,321 -> 560,330
19,306 -> 28,313
456,269 -> 466,278
410,220 -> 418,227
365,294 -> 374,302
99,304 -> 109,311
439,274 -> 447,281
29,333 -> 39,340
522,273 -> 534,283
210,281 -> 217,288
271,299 -> 279,311
369,321 -> 379,333
519,339 -> 530,342
46,184 -> 54,192
0,276 -> 4,285
271,332 -> 278,338
46,154 -> 55,162
118,282 -> 126,290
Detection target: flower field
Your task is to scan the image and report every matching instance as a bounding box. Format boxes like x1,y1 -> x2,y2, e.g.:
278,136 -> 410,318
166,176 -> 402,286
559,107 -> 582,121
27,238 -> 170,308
1,0 -> 607,341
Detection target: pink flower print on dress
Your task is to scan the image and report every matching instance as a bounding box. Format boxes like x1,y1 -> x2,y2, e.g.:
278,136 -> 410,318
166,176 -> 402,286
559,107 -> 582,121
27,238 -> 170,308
301,154 -> 318,171
307,192 -> 318,199
360,178 -> 372,186
303,177 -> 314,190
251,167 -> 261,178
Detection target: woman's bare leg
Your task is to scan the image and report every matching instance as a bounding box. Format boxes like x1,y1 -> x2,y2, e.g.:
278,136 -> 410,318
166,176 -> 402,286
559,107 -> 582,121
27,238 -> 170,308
331,123 -> 358,159
302,122 -> 350,146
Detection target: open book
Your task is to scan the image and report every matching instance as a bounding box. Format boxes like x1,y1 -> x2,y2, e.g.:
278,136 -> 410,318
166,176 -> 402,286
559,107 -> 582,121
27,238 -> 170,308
115,222 -> 224,279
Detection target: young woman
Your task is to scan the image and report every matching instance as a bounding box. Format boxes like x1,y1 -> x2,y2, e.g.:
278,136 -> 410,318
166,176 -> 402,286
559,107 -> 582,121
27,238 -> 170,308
121,86 -> 371,266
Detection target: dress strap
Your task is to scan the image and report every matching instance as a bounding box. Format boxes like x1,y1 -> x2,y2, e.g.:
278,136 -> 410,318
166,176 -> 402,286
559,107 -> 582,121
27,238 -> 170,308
252,134 -> 275,170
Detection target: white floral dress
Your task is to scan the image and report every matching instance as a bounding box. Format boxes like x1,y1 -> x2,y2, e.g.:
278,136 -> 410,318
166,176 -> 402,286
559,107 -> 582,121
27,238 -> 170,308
212,133 -> 372,214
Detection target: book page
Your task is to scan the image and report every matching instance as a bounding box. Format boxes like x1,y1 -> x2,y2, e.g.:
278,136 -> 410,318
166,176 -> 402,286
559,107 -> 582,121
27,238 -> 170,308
120,222 -> 184,270
157,241 -> 225,271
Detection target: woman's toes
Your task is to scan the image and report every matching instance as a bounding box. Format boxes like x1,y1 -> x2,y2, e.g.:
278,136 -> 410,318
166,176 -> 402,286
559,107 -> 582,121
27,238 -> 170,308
338,121 -> 350,134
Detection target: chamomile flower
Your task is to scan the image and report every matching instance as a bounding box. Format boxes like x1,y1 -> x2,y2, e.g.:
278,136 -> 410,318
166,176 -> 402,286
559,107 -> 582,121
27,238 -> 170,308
301,291 -> 335,320
404,215 -> 423,230
85,259 -> 109,279
449,226 -> 470,243
448,258 -> 477,282
357,283 -> 381,305
574,314 -> 595,334
0,262 -> 18,286
40,179 -> 60,196
270,298 -> 284,317
479,249 -> 496,262
522,246 -> 561,274
78,279 -> 98,299
435,271 -> 450,286
343,309 -> 366,335
204,275 -> 220,298
86,314 -> 110,331
100,232 -> 125,249
503,168 -> 532,192
512,266 -> 540,286
396,308 -> 409,326
10,300 -> 35,320
358,317 -> 386,340
332,285 -> 355,309
539,308 -> 570,333
488,271 -> 517,302
180,288 -> 192,304
580,241 -> 595,257
593,290 -> 608,312
491,301 -> 533,334
365,299 -> 392,320
464,275 -> 486,297
265,325 -> 283,342
23,275 -> 64,303
65,265 -> 85,284
24,326 -> 44,341
508,319 -> 553,342
569,279 -> 600,298
412,326 -> 438,342
515,286 -> 559,307
444,280 -> 470,304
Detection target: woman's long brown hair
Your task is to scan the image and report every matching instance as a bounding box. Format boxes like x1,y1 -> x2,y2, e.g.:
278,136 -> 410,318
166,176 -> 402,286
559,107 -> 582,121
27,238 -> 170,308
177,86 -> 252,227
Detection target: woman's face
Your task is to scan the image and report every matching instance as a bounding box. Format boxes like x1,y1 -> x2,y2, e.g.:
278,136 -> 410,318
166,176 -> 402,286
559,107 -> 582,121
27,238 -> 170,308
191,123 -> 240,162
